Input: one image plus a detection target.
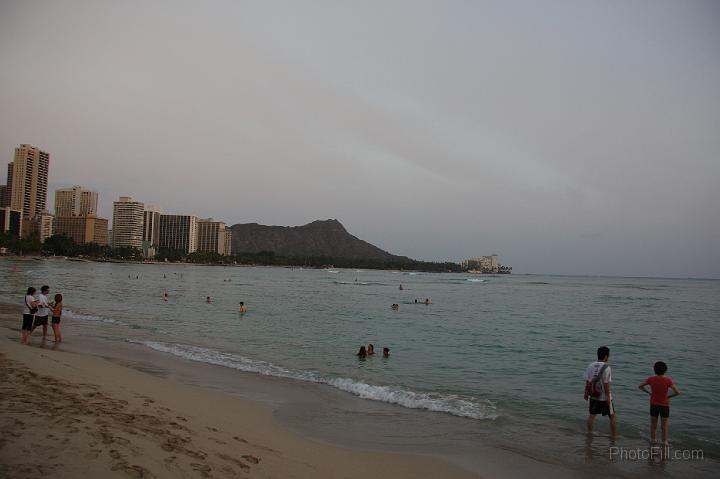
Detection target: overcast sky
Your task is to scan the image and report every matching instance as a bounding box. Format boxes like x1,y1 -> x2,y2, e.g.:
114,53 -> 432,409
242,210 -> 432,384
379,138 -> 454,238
1,0 -> 718,277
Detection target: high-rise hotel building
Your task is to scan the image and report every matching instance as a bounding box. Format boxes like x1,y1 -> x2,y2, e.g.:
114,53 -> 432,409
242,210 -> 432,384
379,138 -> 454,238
54,186 -> 108,245
159,214 -> 198,254
55,186 -> 98,217
112,196 -> 144,249
143,206 -> 162,247
2,145 -> 49,237
7,144 -> 49,220
197,219 -> 232,256
53,215 -> 108,246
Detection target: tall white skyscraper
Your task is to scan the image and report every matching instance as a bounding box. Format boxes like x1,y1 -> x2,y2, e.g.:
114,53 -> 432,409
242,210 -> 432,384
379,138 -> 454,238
112,196 -> 144,249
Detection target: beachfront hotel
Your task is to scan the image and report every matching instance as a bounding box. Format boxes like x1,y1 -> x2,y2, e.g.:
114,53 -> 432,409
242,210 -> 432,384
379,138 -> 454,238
0,207 -> 22,237
158,214 -> 198,254
53,215 -> 109,246
2,144 -> 50,237
111,196 -> 145,249
197,218 -> 232,256
55,186 -> 98,217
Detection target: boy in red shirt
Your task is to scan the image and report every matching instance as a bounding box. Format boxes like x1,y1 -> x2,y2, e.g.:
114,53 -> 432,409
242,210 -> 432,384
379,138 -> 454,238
638,361 -> 680,444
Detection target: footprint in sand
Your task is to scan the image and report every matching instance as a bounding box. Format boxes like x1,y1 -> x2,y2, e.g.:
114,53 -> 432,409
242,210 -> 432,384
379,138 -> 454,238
190,463 -> 212,477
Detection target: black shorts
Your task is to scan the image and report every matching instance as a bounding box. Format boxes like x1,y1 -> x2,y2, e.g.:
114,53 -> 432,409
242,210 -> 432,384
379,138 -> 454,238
650,405 -> 669,418
22,314 -> 34,331
589,398 -> 615,416
51,316 -> 61,324
33,315 -> 48,327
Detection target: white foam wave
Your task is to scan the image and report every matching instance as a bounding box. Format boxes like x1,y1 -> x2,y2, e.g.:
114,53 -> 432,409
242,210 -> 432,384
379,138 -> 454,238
131,341 -> 497,420
64,308 -> 122,324
466,278 -> 486,282
326,270 -> 339,273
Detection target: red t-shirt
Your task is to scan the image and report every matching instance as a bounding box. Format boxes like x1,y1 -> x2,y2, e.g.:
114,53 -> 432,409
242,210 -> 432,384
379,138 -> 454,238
646,375 -> 673,406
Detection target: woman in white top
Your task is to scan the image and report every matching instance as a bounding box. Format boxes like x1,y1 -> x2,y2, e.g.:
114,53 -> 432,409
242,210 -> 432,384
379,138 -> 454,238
22,287 -> 38,344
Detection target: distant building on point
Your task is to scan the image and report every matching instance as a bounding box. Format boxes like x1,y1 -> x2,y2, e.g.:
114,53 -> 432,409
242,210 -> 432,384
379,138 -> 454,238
460,254 -> 511,273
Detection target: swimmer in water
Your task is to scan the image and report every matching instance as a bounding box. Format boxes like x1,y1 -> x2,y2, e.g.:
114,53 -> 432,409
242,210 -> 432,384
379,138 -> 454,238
206,296 -> 211,303
357,346 -> 367,358
367,344 -> 375,355
399,284 -> 403,290
239,302 -> 247,313
163,291 -> 168,301
383,347 -> 390,358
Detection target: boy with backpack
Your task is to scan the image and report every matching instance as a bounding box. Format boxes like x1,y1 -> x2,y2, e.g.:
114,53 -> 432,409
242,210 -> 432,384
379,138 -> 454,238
638,361 -> 680,445
585,346 -> 617,436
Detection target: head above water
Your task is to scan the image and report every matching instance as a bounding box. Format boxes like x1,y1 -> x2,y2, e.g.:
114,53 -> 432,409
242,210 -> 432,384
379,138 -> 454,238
26,287 -> 36,295
54,293 -> 62,303
597,346 -> 610,361
383,347 -> 389,357
240,302 -> 244,306
357,346 -> 367,357
654,361 -> 668,375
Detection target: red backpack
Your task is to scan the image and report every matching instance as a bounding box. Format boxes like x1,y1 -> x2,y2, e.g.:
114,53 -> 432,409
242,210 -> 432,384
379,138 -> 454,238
584,363 -> 609,400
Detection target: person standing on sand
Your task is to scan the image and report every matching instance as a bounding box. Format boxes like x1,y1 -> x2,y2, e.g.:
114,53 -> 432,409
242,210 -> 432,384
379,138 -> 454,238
584,346 -> 617,437
21,287 -> 38,344
31,285 -> 51,338
50,293 -> 63,343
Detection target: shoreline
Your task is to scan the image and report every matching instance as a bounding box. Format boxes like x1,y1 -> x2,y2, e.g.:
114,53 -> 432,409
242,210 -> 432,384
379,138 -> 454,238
0,302 -> 597,479
0,307 -> 477,479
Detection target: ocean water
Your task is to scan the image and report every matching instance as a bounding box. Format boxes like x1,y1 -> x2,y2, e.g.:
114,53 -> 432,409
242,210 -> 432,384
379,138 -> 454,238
2,259 -> 719,474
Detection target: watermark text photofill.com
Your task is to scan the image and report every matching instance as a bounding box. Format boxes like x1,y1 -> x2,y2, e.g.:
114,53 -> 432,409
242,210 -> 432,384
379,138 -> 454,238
610,446 -> 704,461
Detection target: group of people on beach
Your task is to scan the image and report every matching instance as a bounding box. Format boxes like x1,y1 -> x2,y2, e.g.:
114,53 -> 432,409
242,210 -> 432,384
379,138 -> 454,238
585,346 -> 680,444
357,343 -> 389,358
21,285 -> 64,345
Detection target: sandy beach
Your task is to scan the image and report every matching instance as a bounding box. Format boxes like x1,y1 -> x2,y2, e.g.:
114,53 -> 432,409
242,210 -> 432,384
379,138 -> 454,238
0,304 -> 475,479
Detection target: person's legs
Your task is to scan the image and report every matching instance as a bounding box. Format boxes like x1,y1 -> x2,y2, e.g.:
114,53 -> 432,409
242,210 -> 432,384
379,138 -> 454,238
650,415 -> 658,442
587,414 -> 596,432
51,323 -> 59,342
661,417 -> 669,444
609,414 -> 618,437
42,322 -> 48,337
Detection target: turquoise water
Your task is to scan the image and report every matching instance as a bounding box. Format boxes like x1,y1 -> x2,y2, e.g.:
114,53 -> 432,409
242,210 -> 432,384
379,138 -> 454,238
2,259 -> 719,470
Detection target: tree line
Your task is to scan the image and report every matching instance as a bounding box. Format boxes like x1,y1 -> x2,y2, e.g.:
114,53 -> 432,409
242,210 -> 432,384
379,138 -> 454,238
1,233 -> 463,272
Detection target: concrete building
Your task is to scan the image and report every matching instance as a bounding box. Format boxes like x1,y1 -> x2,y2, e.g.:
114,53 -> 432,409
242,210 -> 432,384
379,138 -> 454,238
54,215 -> 108,246
143,206 -> 162,247
7,145 -> 50,230
159,214 -> 198,254
0,207 -> 22,237
461,254 -> 502,273
32,210 -> 54,243
111,196 -> 144,249
197,219 -> 232,255
55,186 -> 98,217
1,163 -> 14,208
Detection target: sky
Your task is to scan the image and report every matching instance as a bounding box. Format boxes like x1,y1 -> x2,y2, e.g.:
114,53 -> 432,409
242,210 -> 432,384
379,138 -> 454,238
1,0 -> 719,277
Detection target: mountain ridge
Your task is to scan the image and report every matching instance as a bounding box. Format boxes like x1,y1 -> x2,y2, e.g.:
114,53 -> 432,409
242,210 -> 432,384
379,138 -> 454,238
229,219 -> 409,260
